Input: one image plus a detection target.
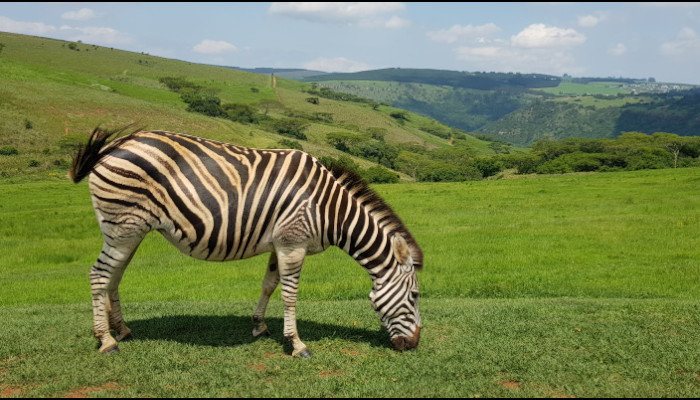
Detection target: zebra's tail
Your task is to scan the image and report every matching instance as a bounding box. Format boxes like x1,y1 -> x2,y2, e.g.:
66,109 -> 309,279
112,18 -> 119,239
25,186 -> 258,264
69,125 -> 138,183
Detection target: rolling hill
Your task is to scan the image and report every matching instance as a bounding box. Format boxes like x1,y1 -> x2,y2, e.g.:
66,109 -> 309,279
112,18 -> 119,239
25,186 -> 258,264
0,32 -> 499,181
301,69 -> 700,146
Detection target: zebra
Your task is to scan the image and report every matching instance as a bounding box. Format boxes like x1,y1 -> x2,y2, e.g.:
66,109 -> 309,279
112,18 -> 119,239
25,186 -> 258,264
70,127 -> 423,357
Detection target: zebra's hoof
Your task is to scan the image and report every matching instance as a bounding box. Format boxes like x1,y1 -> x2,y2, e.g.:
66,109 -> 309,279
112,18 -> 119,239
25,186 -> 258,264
116,332 -> 133,342
297,349 -> 312,358
101,345 -> 120,354
253,328 -> 271,338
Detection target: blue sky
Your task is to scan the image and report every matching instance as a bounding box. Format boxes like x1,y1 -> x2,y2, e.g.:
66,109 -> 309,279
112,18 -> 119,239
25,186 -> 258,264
1,2 -> 700,84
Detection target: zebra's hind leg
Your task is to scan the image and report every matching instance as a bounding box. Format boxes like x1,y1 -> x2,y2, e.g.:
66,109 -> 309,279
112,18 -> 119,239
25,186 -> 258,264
252,252 -> 280,338
91,238 -> 141,353
276,246 -> 311,358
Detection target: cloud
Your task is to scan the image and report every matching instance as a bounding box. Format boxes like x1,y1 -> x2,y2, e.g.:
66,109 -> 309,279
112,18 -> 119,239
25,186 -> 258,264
660,27 -> 700,56
61,8 -> 96,21
453,24 -> 586,75
577,15 -> 600,28
511,24 -> 586,48
193,39 -> 239,55
384,16 -> 410,29
269,2 -> 407,28
59,25 -> 132,45
302,56 -> 372,73
608,43 -> 627,56
427,23 -> 501,43
577,11 -> 609,28
0,16 -> 56,36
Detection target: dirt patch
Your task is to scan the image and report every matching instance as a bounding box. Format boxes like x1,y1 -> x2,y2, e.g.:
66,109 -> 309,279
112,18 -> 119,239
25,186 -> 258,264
500,381 -> 521,390
319,369 -> 343,378
341,349 -> 359,356
249,364 -> 266,372
63,382 -> 120,398
0,385 -> 25,397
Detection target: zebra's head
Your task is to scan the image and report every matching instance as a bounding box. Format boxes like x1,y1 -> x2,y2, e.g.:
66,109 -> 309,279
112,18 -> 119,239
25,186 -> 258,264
369,234 -> 422,351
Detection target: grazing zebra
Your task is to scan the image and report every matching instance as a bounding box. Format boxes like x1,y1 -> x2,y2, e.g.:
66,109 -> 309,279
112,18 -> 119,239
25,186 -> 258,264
70,127 -> 422,357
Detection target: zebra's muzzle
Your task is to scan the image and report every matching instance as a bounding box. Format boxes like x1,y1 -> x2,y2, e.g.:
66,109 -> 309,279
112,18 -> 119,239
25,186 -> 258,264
391,326 -> 421,351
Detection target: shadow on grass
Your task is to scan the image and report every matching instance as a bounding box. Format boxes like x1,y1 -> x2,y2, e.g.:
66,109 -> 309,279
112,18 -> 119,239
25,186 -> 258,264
127,314 -> 389,352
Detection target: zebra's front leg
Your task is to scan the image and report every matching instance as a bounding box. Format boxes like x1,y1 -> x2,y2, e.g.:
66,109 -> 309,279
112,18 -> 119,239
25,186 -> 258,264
252,252 -> 280,338
276,246 -> 311,358
91,240 -> 139,353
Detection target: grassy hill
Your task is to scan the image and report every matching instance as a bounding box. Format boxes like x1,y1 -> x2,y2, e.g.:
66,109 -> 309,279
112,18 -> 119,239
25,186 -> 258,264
0,32 -> 498,181
303,69 -> 700,146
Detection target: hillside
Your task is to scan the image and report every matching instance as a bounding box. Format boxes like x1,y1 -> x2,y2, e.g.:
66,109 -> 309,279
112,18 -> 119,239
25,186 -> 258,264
0,32 -> 498,181
303,69 -> 700,146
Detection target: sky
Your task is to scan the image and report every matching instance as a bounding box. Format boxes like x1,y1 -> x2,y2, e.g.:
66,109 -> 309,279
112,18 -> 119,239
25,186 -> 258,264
1,2 -> 700,84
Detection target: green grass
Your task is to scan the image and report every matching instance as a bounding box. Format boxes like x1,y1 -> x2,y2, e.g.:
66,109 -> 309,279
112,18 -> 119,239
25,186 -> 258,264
1,168 -> 699,396
536,81 -> 632,96
0,31 -> 480,182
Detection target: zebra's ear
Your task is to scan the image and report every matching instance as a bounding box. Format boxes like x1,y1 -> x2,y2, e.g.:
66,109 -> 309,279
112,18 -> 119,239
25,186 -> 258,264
392,234 -> 411,266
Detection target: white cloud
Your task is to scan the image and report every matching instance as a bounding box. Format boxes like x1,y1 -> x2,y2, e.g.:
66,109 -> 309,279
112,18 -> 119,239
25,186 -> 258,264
452,24 -> 586,76
427,23 -> 501,43
302,56 -> 372,73
608,43 -> 626,56
269,2 -> 408,28
384,16 -> 409,29
660,27 -> 700,56
193,39 -> 239,55
511,24 -> 586,48
59,25 -> 132,45
577,15 -> 600,28
61,8 -> 96,21
0,16 -> 56,36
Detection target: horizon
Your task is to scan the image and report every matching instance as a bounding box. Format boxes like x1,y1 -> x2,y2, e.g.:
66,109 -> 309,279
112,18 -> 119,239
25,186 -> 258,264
1,2 -> 700,85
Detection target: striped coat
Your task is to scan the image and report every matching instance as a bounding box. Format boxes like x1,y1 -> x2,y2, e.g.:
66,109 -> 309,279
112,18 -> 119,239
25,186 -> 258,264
71,128 -> 422,357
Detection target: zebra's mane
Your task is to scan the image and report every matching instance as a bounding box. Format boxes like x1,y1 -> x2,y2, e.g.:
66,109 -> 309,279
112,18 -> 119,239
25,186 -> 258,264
327,164 -> 423,271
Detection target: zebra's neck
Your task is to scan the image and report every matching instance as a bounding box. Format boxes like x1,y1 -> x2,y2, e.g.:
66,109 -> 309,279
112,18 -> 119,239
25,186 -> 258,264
324,179 -> 398,280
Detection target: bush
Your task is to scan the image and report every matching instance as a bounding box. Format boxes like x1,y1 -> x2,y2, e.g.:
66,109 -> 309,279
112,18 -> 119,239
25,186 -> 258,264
473,157 -> 504,178
58,134 -> 87,154
317,155 -> 360,174
503,153 -> 544,174
273,118 -> 308,140
222,103 -> 258,123
0,145 -> 19,156
361,166 -> 399,184
277,139 -> 303,151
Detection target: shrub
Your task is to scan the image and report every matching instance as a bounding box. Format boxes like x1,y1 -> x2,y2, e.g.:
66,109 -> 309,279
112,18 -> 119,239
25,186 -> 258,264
277,139 -> 303,150
317,155 -> 360,174
273,118 -> 308,140
473,157 -> 504,178
58,135 -> 87,154
361,166 -> 399,184
222,103 -> 258,123
0,145 -> 19,156
503,153 -> 544,174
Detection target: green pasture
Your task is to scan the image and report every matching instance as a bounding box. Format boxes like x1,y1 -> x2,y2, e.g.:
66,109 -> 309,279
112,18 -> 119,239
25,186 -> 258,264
536,81 -> 632,96
1,168 -> 699,397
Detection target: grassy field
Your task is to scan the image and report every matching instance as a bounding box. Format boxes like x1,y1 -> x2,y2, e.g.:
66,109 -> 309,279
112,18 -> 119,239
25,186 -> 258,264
1,168 -> 699,397
0,32 -> 489,182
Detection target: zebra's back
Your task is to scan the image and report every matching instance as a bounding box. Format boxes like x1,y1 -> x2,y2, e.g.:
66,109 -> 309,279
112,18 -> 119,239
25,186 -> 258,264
89,130 -> 325,261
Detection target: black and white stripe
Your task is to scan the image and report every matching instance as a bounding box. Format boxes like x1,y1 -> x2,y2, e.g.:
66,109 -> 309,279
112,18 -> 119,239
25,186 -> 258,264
71,128 -> 422,356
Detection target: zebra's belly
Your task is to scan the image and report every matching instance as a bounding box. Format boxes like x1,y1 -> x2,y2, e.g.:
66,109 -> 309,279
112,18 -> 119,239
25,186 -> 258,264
156,224 -> 276,262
